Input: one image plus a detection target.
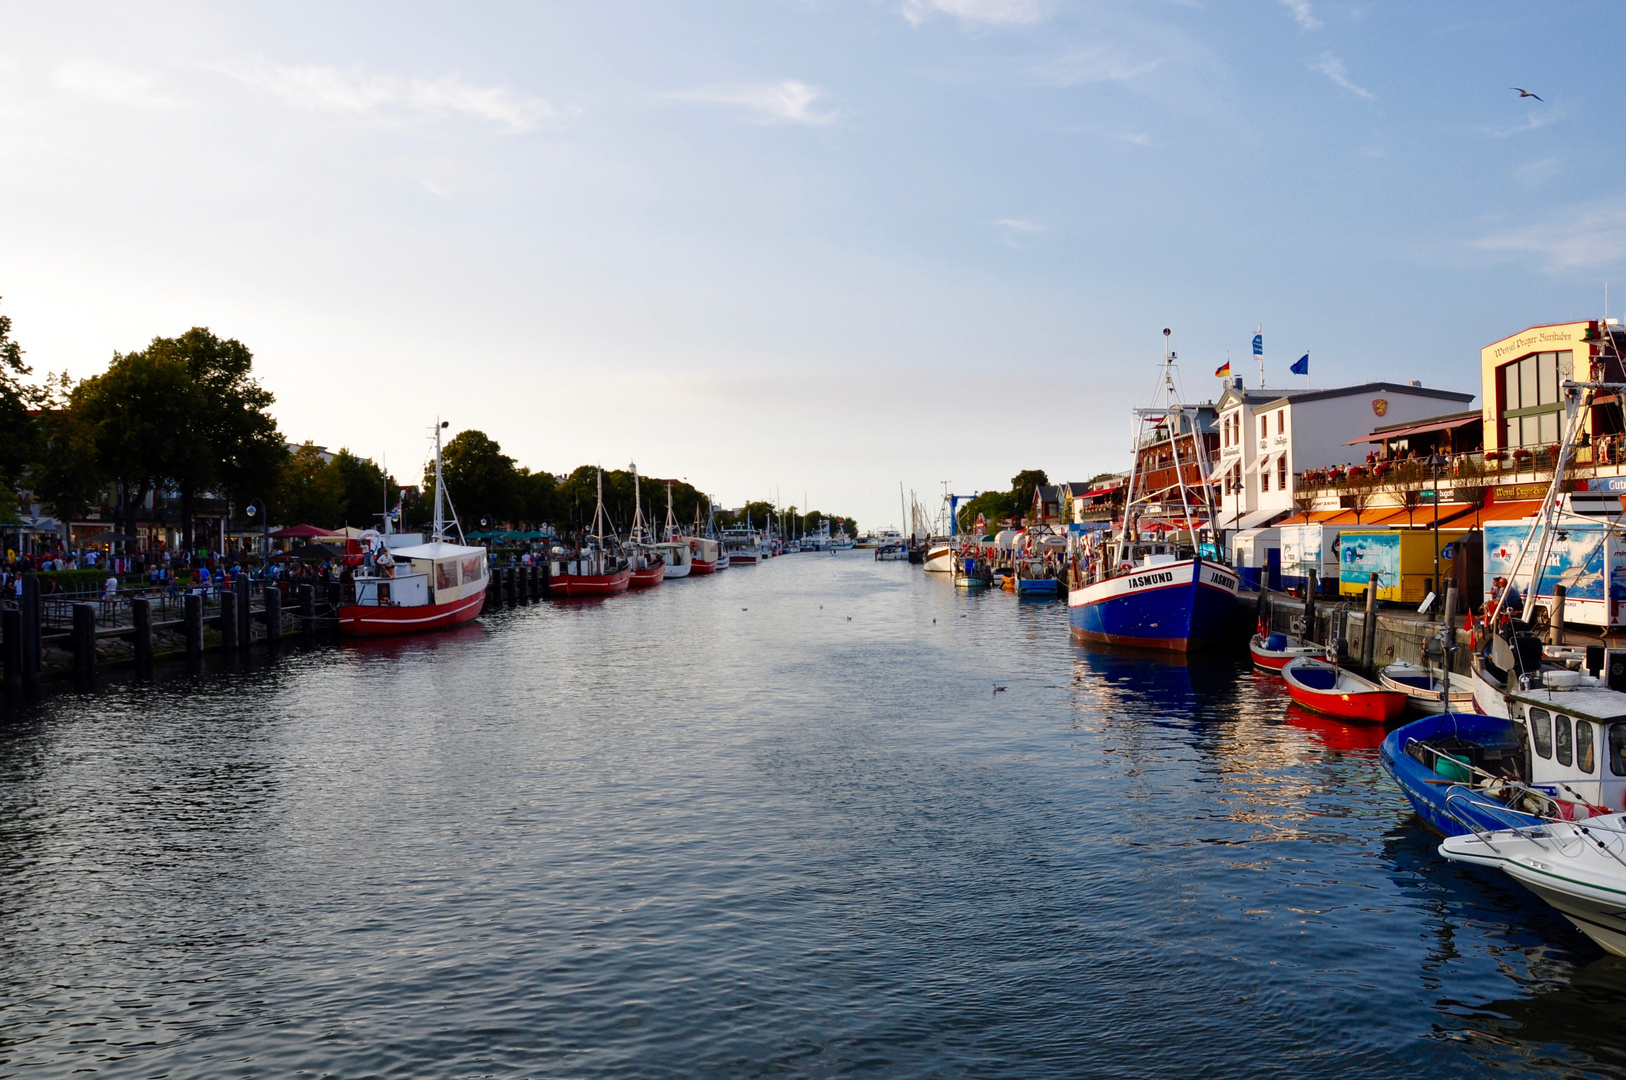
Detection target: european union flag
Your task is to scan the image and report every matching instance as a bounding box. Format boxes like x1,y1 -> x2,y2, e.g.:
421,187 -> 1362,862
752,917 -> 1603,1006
1252,334 -> 1263,356
1290,353 -> 1309,376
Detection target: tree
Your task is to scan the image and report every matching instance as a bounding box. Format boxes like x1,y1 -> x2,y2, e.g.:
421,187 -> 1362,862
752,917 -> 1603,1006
516,468 -> 559,531
1009,469 -> 1049,522
434,429 -> 519,530
329,449 -> 398,530
76,349 -> 197,539
0,298 -> 35,516
276,443 -> 342,528
28,373 -> 105,523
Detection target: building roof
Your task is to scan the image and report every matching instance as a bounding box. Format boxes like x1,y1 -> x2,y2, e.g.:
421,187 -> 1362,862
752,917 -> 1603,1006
1345,409 -> 1485,445
1220,381 -> 1474,411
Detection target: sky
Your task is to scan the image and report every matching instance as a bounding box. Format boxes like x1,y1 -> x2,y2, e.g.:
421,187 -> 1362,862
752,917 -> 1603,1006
1,1 -> 1622,532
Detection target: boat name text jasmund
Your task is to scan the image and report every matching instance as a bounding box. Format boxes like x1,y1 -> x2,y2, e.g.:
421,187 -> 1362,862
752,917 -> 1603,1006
1128,570 -> 1176,589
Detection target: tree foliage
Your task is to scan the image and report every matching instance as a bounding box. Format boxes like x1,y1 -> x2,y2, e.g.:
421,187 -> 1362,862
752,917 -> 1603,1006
956,468 -> 1050,534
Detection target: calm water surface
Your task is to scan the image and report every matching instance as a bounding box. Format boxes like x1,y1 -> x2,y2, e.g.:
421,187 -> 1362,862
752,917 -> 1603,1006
3,553 -> 1626,1078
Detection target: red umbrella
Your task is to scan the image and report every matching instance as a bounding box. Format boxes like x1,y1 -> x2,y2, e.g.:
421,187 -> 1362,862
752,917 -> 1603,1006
270,524 -> 329,539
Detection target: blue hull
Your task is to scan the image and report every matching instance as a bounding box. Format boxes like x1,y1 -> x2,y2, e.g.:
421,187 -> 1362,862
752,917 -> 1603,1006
1068,558 -> 1237,652
1379,713 -> 1540,837
1015,578 -> 1060,596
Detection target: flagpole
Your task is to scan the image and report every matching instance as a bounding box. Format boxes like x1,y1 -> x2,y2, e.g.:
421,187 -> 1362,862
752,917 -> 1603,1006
1256,323 -> 1264,388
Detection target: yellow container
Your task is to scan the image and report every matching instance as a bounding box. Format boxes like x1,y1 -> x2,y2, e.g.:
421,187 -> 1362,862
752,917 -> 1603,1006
1338,529 -> 1468,603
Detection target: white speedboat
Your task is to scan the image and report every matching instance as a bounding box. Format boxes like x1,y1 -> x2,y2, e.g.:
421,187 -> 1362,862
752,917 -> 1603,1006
923,541 -> 953,573
1379,662 -> 1475,714
1442,813 -> 1626,957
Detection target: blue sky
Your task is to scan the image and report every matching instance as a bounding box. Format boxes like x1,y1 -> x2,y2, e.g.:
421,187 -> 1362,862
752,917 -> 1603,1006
1,1 -> 1619,530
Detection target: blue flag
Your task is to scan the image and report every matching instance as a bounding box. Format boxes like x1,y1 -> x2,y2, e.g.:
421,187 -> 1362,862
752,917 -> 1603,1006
1290,353 -> 1309,376
1252,334 -> 1263,356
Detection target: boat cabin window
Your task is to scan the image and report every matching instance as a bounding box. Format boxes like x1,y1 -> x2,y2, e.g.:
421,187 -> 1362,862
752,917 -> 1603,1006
1611,723 -> 1626,776
1555,714 -> 1573,767
1530,708 -> 1553,758
1577,720 -> 1596,775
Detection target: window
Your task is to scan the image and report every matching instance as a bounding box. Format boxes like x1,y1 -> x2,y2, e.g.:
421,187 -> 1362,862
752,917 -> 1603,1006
1555,713 -> 1573,767
1578,720 -> 1596,775
1610,722 -> 1626,775
1500,351 -> 1572,448
1277,457 -> 1288,490
1531,708 -> 1552,758
1276,409 -> 1285,435
1260,460 -> 1270,493
1260,416 -> 1267,440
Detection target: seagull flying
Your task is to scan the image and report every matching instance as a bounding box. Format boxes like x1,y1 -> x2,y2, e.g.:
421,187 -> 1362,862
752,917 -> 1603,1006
1511,87 -> 1543,101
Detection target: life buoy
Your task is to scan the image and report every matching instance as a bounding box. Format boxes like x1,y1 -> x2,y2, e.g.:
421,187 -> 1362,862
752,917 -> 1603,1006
1118,562 -> 1133,575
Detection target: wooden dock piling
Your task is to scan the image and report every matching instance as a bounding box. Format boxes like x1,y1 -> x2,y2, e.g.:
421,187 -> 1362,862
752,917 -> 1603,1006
235,577 -> 251,650
20,572 -> 39,687
219,590 -> 238,651
2,608 -> 20,688
265,586 -> 282,649
298,584 -> 315,640
184,594 -> 203,659
132,597 -> 152,675
71,603 -> 96,682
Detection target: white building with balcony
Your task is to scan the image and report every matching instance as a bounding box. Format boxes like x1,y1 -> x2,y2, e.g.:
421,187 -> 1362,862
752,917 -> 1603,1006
1213,378 -> 1474,580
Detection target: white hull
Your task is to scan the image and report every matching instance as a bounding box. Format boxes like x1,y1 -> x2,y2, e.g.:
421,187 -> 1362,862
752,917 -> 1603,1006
924,544 -> 953,573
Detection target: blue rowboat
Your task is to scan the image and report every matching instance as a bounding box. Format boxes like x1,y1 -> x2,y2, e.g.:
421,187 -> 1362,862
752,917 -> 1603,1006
1379,713 -> 1545,837
1067,555 -> 1238,652
1014,576 -> 1060,596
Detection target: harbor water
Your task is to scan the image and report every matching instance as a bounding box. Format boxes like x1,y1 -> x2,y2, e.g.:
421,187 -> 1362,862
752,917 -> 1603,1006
4,553 -> 1626,1078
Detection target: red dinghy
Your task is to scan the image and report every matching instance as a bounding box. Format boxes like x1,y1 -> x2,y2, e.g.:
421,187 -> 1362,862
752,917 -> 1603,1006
1280,657 -> 1407,725
1249,631 -> 1323,673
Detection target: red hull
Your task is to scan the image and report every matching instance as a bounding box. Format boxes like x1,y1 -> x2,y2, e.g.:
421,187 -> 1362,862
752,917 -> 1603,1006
629,563 -> 666,588
549,568 -> 632,597
1281,660 -> 1407,725
690,559 -> 718,575
339,591 -> 485,636
730,553 -> 759,565
1248,634 -> 1320,673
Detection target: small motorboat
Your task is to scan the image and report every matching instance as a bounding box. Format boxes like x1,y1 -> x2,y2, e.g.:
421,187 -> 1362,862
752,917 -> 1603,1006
1379,662 -> 1475,714
1248,630 -> 1322,673
1280,657 -> 1407,724
1379,713 -> 1548,837
1441,813 -> 1626,957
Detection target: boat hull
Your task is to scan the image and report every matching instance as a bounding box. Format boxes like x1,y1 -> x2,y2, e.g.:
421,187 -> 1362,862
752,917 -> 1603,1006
338,591 -> 485,636
690,559 -> 717,575
1068,558 -> 1238,652
1379,663 -> 1475,715
1378,714 -> 1542,836
629,563 -> 666,588
1248,632 -> 1321,673
1014,577 -> 1060,595
1281,658 -> 1407,723
549,569 -> 632,597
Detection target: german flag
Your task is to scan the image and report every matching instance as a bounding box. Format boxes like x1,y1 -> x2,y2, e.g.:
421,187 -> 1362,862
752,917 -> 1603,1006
1214,360 -> 1231,377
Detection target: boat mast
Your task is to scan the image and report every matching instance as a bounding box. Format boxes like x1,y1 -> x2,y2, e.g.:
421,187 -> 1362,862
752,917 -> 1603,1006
1161,330 -> 1197,543
591,467 -> 610,547
664,481 -> 678,541
432,419 -> 447,543
630,463 -> 646,544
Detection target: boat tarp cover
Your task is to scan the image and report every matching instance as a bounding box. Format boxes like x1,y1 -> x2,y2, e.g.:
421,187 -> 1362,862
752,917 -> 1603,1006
388,541 -> 486,560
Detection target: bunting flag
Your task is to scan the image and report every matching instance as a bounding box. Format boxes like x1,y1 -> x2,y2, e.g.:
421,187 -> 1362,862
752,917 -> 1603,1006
1252,333 -> 1263,356
1290,353 -> 1310,376
1214,360 -> 1231,377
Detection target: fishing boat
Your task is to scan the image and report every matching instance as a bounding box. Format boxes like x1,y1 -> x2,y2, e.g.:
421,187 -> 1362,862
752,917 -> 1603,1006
653,483 -> 693,578
1379,661 -> 1475,714
1248,630 -> 1322,673
1379,712 -> 1548,836
1441,812 -> 1626,957
953,549 -> 993,590
723,529 -> 760,565
1067,330 -> 1237,651
1280,656 -> 1408,724
625,466 -> 666,589
923,541 -> 953,573
549,469 -> 631,597
339,420 -> 488,636
689,537 -> 720,574
875,541 -> 908,561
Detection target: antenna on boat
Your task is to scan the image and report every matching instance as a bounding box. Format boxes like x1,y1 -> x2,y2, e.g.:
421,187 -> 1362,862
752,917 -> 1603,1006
432,420 -> 449,543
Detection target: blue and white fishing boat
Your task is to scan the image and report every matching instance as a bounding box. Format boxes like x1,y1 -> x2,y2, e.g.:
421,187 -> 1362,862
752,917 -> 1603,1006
1068,330 -> 1238,651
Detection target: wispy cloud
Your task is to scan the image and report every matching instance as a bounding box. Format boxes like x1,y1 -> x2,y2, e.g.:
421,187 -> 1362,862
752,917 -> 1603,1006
901,0 -> 1051,26
220,61 -> 560,132
991,217 -> 1044,247
1032,44 -> 1161,87
1484,108 -> 1561,138
667,80 -> 840,126
1475,203 -> 1626,271
1278,0 -> 1321,30
1310,53 -> 1372,100
56,58 -> 183,109
1120,132 -> 1151,146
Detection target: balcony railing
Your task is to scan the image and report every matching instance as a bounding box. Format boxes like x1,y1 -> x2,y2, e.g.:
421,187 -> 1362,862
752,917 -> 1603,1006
1294,444 -> 1622,493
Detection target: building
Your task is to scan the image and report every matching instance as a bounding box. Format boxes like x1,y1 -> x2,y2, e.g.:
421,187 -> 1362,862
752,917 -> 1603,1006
1030,485 -> 1063,524
1064,477 -> 1126,524
1213,378 -> 1475,580
1480,320 -> 1626,461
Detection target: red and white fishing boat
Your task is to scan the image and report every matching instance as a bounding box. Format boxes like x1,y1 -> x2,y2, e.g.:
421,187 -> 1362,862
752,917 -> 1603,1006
1249,630 -> 1323,673
1280,656 -> 1407,725
549,468 -> 632,598
689,536 -> 720,574
625,466 -> 667,589
339,419 -> 488,636
654,483 -> 693,578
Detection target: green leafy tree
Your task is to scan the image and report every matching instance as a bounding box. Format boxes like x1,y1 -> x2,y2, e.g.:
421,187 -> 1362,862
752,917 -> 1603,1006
77,350 -> 197,539
28,373 -> 105,523
329,449 -> 398,530
434,429 -> 519,531
516,468 -> 559,531
0,299 -> 35,516
1009,469 -> 1049,522
276,442 -> 342,528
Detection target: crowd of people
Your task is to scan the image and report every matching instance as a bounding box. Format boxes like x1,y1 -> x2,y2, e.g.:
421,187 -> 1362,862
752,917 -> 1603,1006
1,544 -> 349,608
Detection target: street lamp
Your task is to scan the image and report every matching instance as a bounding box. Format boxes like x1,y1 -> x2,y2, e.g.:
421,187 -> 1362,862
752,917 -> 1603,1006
243,499 -> 269,561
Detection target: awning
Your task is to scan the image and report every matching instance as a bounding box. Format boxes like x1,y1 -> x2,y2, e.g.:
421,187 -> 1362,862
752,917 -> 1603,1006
270,524 -> 329,539
1344,415 -> 1485,445
1476,499 -> 1544,522
1215,507 -> 1283,531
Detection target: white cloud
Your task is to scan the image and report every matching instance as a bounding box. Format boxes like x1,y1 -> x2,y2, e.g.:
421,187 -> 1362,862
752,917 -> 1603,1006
901,0 -> 1051,26
1278,0 -> 1321,30
1120,133 -> 1151,146
220,61 -> 559,132
55,58 -> 182,109
1033,45 -> 1161,87
1475,203 -> 1626,271
991,218 -> 1044,247
1310,53 -> 1373,100
1485,109 -> 1561,138
667,81 -> 840,126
